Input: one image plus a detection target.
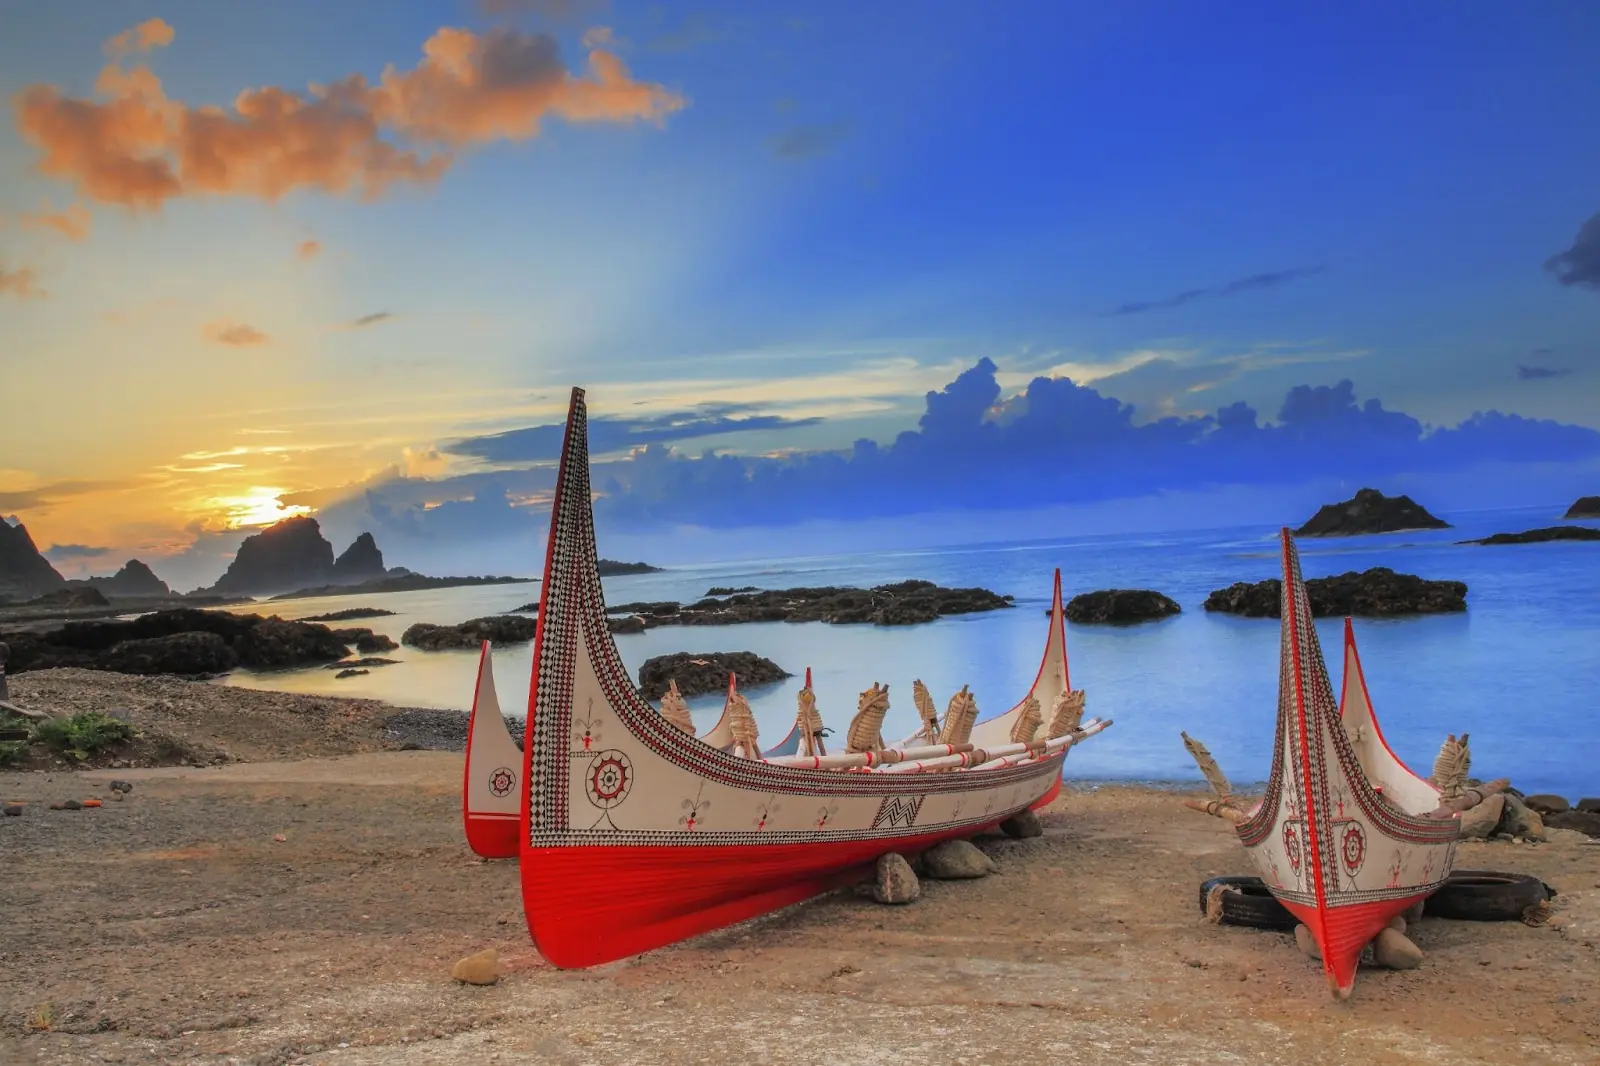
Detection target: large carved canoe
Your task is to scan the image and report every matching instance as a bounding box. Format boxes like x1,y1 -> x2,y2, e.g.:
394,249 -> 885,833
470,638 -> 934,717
462,642 -> 522,859
1237,529 -> 1459,998
513,386 -> 1110,969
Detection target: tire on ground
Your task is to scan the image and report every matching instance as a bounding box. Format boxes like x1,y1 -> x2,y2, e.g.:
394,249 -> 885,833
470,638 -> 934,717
1423,870 -> 1555,922
1197,875 -> 1298,931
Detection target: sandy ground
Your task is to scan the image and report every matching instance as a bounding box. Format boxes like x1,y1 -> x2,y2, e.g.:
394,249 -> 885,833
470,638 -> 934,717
3,748 -> 1597,1066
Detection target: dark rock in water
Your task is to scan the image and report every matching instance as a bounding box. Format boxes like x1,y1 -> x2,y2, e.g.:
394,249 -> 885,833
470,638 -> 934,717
0,607 -> 356,674
637,651 -> 790,701
597,559 -> 662,576
1545,810 -> 1600,838
75,559 -> 173,599
1295,488 -> 1450,536
323,657 -> 399,669
355,631 -> 398,653
335,668 -> 369,679
1563,496 -> 1600,519
98,631 -> 240,676
510,602 -> 539,614
302,607 -> 395,622
707,585 -> 760,596
1524,794 -> 1570,815
608,615 -> 646,634
1204,568 -> 1467,618
0,519 -> 67,601
331,532 -> 386,583
1062,589 -> 1180,625
1460,525 -> 1600,546
22,586 -> 110,609
401,615 -> 537,651
206,515 -> 337,597
270,572 -> 531,601
606,580 -> 1012,631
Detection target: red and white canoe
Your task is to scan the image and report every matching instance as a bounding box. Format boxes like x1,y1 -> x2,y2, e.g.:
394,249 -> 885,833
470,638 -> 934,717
462,641 -> 523,859
1234,529 -> 1459,999
512,386 -> 1112,969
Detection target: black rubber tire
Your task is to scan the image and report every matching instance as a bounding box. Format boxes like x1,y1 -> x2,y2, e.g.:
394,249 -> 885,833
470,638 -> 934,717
1423,870 -> 1555,922
1197,875 -> 1298,931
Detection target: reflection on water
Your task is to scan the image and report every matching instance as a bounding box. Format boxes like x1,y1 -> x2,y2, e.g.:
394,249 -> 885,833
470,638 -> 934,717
221,506 -> 1600,799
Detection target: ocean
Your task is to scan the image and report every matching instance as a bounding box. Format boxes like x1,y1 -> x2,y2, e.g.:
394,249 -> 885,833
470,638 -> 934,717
220,504 -> 1600,800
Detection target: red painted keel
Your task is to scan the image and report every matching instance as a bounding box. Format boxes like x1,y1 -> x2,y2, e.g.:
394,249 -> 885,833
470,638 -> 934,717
464,813 -> 519,861
1280,892 -> 1431,997
521,822 -> 1009,968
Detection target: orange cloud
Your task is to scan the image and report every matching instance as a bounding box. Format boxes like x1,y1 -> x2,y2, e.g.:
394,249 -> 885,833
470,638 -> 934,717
104,18 -> 176,57
1,266 -> 45,300
297,238 -> 322,260
205,322 -> 269,346
12,21 -> 687,211
20,202 -> 93,241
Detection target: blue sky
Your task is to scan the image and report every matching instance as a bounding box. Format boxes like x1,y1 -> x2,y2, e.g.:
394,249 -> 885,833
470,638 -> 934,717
1,1 -> 1598,586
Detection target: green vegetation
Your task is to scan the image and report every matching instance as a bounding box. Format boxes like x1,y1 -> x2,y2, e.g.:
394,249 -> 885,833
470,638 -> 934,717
29,711 -> 136,761
0,740 -> 26,767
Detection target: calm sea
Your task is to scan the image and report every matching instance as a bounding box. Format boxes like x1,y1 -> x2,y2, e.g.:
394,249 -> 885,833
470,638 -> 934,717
220,504 -> 1600,800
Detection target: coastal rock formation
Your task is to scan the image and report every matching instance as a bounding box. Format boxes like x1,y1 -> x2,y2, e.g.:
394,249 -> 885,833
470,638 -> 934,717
207,516 -> 336,597
1062,589 -> 1180,625
597,559 -> 663,576
400,615 -> 536,651
609,580 -> 1013,630
1460,526 -> 1600,546
302,607 -> 395,622
270,573 -> 531,601
0,608 -> 367,676
331,533 -> 386,583
0,520 -> 67,602
22,587 -> 109,609
637,651 -> 790,701
1563,496 -> 1600,519
1294,488 -> 1450,536
707,585 -> 760,596
77,560 -> 173,599
1203,567 -> 1467,617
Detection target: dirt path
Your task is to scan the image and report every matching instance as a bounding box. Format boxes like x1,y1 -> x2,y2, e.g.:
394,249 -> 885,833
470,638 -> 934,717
2,754 -> 1596,1066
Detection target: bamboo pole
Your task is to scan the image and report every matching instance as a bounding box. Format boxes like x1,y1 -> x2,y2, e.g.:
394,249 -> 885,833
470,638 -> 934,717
1182,797 -> 1250,824
876,719 -> 1110,774
761,740 -> 975,770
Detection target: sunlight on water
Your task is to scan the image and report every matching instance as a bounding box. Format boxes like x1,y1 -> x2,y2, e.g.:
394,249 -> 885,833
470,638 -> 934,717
221,505 -> 1600,798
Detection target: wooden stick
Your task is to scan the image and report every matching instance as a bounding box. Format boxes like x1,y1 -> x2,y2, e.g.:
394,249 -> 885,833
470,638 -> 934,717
876,719 -> 1110,774
1425,777 -> 1510,817
1182,797 -> 1250,824
1180,730 -> 1234,802
762,741 -> 975,770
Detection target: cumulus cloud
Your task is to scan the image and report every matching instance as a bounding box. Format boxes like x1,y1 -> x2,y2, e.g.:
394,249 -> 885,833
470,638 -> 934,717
1545,211 -> 1600,290
103,17 -> 175,56
20,202 -> 92,241
1104,266 -> 1327,317
204,322 -> 269,347
0,266 -> 44,300
447,408 -> 824,463
12,20 -> 686,211
297,239 -> 322,260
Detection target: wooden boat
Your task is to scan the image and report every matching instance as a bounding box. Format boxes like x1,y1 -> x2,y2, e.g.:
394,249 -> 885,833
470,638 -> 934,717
1198,529 -> 1462,999
513,386 -> 1112,969
462,641 -> 523,859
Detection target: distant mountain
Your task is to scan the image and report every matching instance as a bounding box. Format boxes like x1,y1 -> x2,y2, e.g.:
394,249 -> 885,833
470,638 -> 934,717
194,517 -> 401,598
72,559 -> 174,599
597,559 -> 663,576
1294,488 -> 1450,537
0,520 -> 68,602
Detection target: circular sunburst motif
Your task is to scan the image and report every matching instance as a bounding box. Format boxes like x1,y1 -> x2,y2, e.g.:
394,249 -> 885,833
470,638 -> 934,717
1341,823 -> 1367,873
1282,823 -> 1302,872
586,749 -> 633,809
487,766 -> 516,797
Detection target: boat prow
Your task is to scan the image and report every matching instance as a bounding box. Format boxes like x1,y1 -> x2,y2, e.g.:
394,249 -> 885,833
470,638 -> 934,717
1233,529 -> 1459,998
462,640 -> 522,859
514,387 -> 1113,969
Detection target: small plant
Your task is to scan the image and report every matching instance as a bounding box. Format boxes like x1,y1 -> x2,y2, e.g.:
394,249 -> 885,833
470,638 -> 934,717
28,1004 -> 54,1032
0,740 -> 27,767
30,711 -> 136,761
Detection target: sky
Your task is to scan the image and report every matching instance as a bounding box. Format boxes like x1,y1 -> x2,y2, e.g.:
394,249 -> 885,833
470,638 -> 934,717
1,0 -> 1599,590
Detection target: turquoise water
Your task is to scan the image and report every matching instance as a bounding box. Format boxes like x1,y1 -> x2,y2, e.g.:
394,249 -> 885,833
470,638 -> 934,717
221,504 -> 1600,799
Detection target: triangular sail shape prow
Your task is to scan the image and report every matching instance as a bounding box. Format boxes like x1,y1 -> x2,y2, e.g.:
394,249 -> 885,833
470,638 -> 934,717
967,567 -> 1072,753
1338,618 -> 1439,812
463,641 -> 522,859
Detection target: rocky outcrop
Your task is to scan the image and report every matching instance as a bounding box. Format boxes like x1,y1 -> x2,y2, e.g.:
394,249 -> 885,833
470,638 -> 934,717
400,615 -> 537,651
707,585 -> 759,596
1062,589 -> 1180,625
269,573 -> 531,601
597,559 -> 662,576
20,587 -> 109,609
0,521 -> 67,602
1203,567 -> 1467,617
609,580 -> 1013,631
205,516 -> 336,597
1294,488 -> 1450,536
1563,496 -> 1600,519
77,560 -> 173,599
331,532 -> 386,583
1460,526 -> 1600,546
0,607 -> 366,676
637,651 -> 790,701
302,607 -> 395,622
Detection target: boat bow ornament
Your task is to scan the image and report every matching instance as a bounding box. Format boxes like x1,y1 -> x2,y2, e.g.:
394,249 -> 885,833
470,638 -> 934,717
495,386 -> 1112,969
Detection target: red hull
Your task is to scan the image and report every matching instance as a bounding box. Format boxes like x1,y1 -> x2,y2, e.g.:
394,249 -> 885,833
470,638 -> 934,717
1280,891 -> 1431,997
464,813 -> 519,860
522,820 -> 1013,969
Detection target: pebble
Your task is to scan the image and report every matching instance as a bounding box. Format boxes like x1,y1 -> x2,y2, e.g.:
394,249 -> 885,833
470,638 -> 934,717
921,839 -> 997,879
872,852 -> 920,904
1000,809 -> 1044,839
3,804 -> 22,817
451,948 -> 501,986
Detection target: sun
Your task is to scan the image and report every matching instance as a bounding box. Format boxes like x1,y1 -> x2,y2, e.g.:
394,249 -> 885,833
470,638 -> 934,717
205,486 -> 312,530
